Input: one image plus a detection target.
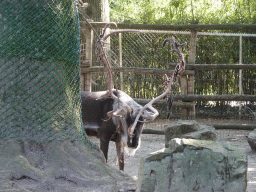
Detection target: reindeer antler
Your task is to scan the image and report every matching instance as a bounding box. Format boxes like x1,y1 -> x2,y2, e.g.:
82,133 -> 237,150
163,37 -> 186,71
128,36 -> 187,140
163,37 -> 186,118
95,23 -> 140,117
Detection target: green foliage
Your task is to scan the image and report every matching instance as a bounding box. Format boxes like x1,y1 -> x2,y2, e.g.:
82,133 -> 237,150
106,0 -> 256,100
109,0 -> 256,25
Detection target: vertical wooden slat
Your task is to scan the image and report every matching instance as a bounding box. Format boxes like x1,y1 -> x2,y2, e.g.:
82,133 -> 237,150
180,75 -> 187,119
80,73 -> 85,91
186,30 -> 197,119
187,75 -> 194,94
188,30 -> 197,65
119,33 -> 123,91
84,26 -> 94,92
180,76 -> 187,95
239,35 -> 243,117
239,35 -> 243,95
187,74 -> 195,118
80,27 -> 86,91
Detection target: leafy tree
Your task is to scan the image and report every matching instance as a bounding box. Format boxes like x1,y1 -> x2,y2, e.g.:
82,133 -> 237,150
109,0 -> 256,25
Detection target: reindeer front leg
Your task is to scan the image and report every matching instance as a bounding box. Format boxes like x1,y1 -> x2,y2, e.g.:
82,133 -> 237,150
99,123 -> 115,162
115,133 -> 124,171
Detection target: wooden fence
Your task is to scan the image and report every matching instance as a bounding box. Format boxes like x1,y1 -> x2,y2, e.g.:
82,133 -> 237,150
80,22 -> 256,119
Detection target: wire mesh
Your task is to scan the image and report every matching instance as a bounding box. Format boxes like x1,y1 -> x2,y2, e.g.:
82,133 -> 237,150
82,27 -> 256,122
0,0 -> 86,143
110,31 -> 191,68
196,35 -> 240,64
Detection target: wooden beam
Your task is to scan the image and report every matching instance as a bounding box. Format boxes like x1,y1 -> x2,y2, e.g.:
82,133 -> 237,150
81,66 -> 195,75
84,22 -> 256,31
81,65 -> 256,73
142,124 -> 256,135
209,124 -> 256,130
134,99 -> 194,108
168,64 -> 256,70
142,129 -> 164,135
174,94 -> 256,101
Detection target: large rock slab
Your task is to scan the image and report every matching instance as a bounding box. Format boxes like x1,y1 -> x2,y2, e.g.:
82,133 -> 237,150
0,140 -> 136,192
137,138 -> 247,192
247,128 -> 256,150
165,120 -> 217,148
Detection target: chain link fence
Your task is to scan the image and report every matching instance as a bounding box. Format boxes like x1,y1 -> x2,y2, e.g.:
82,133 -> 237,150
80,25 -> 256,123
0,0 -> 86,143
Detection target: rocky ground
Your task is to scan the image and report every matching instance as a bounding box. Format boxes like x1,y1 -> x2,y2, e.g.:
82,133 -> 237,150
89,119 -> 256,192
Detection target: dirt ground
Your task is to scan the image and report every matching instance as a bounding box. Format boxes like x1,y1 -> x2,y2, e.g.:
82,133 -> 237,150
88,119 -> 256,192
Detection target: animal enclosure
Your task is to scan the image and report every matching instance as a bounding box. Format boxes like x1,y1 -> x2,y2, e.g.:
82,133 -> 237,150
80,22 -> 256,123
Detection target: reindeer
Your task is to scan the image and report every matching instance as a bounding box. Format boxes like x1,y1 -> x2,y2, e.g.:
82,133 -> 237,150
81,90 -> 155,170
82,22 -> 187,170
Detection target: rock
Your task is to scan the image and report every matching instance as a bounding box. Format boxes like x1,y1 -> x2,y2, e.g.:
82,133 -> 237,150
165,120 -> 217,148
0,140 -> 136,192
136,138 -> 247,192
247,129 -> 256,150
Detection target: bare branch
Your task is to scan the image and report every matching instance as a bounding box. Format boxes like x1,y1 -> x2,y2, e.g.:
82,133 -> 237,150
128,36 -> 187,140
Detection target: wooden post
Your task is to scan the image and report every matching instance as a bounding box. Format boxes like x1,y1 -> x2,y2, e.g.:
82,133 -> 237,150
180,76 -> 188,95
186,30 -> 197,119
187,74 -> 195,118
188,31 -> 197,65
239,35 -> 243,117
83,25 -> 94,92
119,33 -> 123,91
180,75 -> 188,119
239,36 -> 243,95
80,42 -> 86,91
